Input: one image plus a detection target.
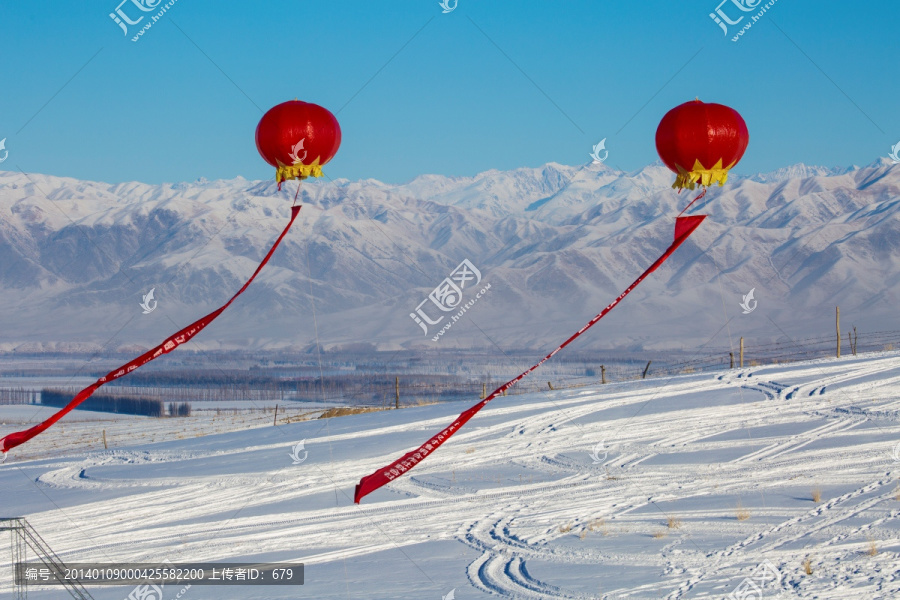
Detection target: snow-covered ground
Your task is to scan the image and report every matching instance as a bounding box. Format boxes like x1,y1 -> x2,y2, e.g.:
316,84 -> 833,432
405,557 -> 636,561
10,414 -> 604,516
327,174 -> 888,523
2,353 -> 900,599
0,402 -> 330,463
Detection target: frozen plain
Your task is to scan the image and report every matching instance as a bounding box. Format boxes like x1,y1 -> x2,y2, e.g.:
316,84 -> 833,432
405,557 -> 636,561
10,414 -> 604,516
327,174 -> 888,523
2,352 -> 900,599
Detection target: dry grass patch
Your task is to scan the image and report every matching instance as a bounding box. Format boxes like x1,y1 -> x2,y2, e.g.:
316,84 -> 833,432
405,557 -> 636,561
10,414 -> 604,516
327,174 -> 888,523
652,529 -> 667,539
587,518 -> 608,535
812,487 -> 822,503
866,538 -> 878,556
735,502 -> 751,521
281,410 -> 320,424
667,516 -> 682,529
558,522 -> 573,534
465,447 -> 476,454
802,557 -> 813,575
318,406 -> 382,419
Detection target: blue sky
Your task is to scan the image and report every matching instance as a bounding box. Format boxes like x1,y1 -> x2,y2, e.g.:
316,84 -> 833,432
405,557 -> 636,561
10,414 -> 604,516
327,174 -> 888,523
1,1 -> 897,185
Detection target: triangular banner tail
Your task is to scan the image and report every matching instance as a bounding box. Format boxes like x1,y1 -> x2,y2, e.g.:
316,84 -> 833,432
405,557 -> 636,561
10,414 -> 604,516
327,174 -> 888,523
674,215 -> 706,242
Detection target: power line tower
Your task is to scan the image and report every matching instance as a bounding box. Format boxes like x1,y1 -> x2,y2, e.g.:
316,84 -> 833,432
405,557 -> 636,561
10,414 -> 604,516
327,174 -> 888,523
1,517 -> 94,600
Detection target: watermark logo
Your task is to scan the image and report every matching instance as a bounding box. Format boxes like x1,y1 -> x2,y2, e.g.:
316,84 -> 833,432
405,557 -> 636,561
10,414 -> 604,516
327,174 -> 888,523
123,559 -> 189,600
892,440 -> 900,462
442,589 -> 456,600
589,138 -> 608,164
889,141 -> 900,164
739,288 -> 757,314
110,0 -> 161,34
0,138 -> 8,163
410,259 -> 491,341
439,0 -> 457,13
140,288 -> 157,314
289,440 -> 308,465
710,0 -> 761,34
729,559 -> 783,600
110,0 -> 180,42
589,440 -> 608,464
710,0 -> 779,42
126,583 -> 164,600
289,138 -> 307,164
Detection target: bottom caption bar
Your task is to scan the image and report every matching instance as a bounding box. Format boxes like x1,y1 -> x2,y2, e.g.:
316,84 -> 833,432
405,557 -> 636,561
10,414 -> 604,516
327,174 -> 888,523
16,563 -> 304,586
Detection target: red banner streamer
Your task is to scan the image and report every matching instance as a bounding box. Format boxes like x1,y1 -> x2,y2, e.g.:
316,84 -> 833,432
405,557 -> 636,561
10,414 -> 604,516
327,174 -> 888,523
1,206 -> 303,455
354,215 -> 706,503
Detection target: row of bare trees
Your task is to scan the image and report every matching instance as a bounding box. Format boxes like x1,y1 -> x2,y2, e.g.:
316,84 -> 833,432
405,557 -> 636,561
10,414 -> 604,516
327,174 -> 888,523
0,388 -> 35,405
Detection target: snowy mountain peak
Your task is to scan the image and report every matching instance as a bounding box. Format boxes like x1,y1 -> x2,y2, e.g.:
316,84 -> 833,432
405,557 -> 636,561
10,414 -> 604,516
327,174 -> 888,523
748,163 -> 852,184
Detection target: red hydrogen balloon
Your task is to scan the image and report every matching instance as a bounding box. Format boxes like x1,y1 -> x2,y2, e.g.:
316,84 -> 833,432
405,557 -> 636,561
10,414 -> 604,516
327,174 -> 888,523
655,99 -> 748,190
255,100 -> 342,188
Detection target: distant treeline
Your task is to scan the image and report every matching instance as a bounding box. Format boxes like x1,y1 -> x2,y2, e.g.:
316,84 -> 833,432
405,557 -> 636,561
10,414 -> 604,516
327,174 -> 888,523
0,388 -> 36,405
103,372 -> 486,405
41,389 -> 164,417
167,402 -> 191,417
3,351 -> 658,408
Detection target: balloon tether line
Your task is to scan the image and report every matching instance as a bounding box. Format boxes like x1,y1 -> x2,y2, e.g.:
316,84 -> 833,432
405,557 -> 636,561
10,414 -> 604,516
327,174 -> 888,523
293,179 -> 302,207
677,188 -> 707,217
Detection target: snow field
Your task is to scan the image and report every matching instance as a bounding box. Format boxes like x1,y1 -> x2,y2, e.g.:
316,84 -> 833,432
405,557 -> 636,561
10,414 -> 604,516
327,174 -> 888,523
1,353 -> 900,598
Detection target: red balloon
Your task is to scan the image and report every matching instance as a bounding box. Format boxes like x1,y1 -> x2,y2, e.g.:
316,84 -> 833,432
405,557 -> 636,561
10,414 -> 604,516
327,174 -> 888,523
655,99 -> 748,190
255,100 -> 342,189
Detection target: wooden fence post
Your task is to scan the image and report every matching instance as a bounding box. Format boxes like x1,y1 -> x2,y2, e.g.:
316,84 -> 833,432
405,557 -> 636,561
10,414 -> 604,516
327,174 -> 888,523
836,306 -> 841,358
642,361 -> 652,379
273,404 -> 278,426
740,337 -> 744,368
548,382 -> 554,390
601,365 -> 606,384
102,429 -> 108,449
729,352 -> 734,369
395,377 -> 400,409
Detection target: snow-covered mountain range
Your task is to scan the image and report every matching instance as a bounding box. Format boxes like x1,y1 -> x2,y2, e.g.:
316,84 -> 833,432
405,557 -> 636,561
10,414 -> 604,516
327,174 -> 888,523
1,159 -> 898,353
